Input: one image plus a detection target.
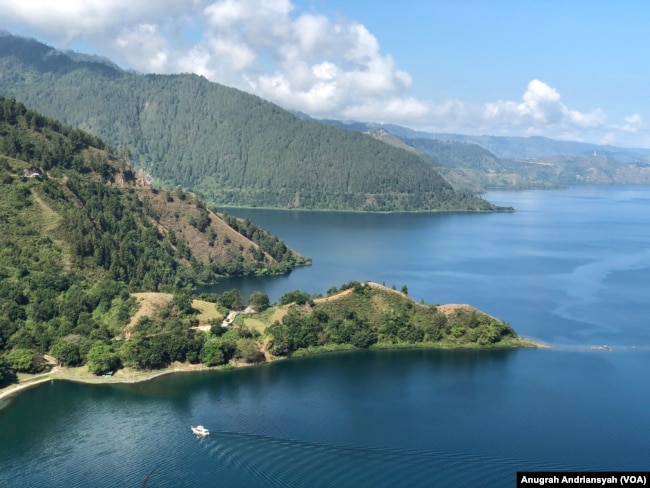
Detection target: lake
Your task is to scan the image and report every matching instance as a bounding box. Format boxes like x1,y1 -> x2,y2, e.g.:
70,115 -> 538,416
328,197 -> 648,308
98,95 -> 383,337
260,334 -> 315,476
210,185 -> 650,347
1,186 -> 649,487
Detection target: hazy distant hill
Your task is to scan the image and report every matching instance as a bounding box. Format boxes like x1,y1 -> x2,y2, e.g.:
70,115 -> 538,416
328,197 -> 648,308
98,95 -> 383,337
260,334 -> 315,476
421,133 -> 650,162
397,137 -> 557,192
323,119 -> 650,161
0,32 -> 506,212
338,126 -> 561,191
321,119 -> 650,190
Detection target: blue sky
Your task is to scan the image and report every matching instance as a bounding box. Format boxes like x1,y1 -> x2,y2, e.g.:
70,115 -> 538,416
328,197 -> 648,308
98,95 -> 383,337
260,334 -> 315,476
1,0 -> 648,147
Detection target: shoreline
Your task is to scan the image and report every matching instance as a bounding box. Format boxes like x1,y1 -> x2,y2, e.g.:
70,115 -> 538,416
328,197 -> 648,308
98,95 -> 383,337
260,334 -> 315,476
0,363 -> 222,405
0,338 -> 545,407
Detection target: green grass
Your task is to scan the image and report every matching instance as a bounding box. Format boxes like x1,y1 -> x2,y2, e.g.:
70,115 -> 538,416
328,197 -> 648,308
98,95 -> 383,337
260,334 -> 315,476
192,299 -> 224,326
240,305 -> 290,334
30,186 -> 73,269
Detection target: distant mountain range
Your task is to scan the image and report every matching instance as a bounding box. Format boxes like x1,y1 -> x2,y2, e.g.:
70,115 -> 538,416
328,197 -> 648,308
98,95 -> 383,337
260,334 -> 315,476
0,32 -> 505,212
319,119 -> 650,161
318,120 -> 650,191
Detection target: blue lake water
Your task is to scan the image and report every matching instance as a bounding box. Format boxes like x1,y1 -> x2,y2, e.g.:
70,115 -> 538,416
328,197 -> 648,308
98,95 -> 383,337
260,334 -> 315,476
210,185 -> 650,347
1,186 -> 649,487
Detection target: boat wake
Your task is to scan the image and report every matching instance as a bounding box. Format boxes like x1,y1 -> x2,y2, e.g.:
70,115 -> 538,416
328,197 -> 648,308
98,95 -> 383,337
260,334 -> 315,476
199,430 -> 588,487
546,343 -> 650,352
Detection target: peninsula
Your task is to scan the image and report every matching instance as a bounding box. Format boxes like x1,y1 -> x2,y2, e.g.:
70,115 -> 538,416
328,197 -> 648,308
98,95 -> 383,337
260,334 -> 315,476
0,281 -> 539,404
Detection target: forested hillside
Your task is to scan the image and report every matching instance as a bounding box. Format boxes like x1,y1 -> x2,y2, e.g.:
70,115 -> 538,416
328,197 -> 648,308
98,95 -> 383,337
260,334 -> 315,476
0,96 -> 308,384
0,32 -> 507,212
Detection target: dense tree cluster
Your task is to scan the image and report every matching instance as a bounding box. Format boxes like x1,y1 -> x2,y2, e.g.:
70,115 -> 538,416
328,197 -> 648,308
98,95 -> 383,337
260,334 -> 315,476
222,215 -> 300,266
247,291 -> 270,312
279,290 -> 313,306
267,282 -> 517,356
216,289 -> 243,310
0,357 -> 16,387
61,175 -> 186,289
0,95 -> 108,169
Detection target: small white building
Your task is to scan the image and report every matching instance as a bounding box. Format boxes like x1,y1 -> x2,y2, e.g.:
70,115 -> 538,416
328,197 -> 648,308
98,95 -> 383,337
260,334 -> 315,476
24,166 -> 42,178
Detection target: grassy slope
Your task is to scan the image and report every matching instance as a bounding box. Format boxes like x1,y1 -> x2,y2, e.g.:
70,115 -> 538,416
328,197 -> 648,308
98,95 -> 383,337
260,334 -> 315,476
135,188 -> 293,269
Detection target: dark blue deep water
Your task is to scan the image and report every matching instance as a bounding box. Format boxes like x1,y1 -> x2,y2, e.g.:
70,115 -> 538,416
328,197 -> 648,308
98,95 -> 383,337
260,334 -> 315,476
1,186 -> 650,487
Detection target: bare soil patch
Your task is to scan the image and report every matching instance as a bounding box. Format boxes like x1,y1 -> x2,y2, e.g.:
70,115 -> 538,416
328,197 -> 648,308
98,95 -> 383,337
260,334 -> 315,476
124,292 -> 173,337
313,288 -> 354,303
436,304 -> 475,317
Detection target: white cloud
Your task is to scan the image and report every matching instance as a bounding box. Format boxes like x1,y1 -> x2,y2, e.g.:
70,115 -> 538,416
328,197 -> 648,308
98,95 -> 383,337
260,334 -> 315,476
184,0 -> 417,119
448,79 -> 621,143
115,24 -> 171,73
312,62 -> 338,81
600,133 -> 616,145
622,114 -> 644,133
483,79 -> 604,128
204,0 -> 248,27
293,14 -> 329,54
0,0 -> 195,43
1,0 -> 646,146
208,37 -> 257,71
565,108 -> 607,128
342,97 -> 431,122
177,45 -> 217,79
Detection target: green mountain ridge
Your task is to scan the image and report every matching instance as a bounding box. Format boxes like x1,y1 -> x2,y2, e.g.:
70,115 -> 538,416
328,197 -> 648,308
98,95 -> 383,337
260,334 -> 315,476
0,32 -> 506,212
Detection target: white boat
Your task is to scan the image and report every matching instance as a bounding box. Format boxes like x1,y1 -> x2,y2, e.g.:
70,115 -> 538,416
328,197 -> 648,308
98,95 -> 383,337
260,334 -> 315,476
191,425 -> 210,436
